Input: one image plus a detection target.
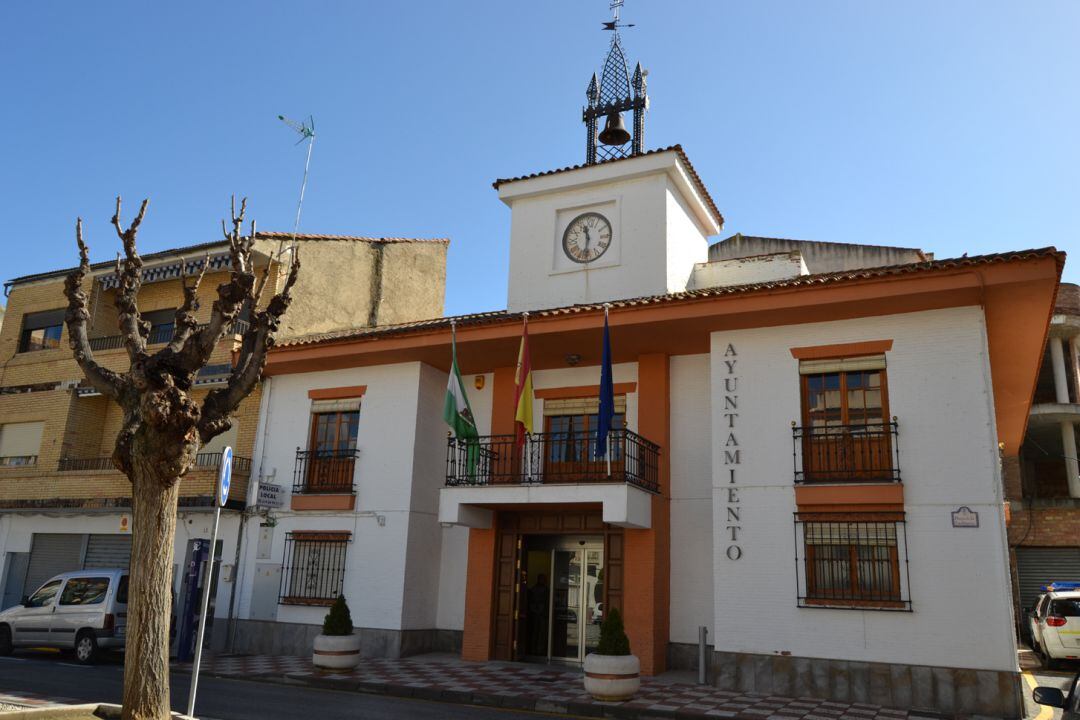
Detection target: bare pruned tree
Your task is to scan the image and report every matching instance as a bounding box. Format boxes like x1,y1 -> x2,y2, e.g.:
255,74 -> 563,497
63,197 -> 300,720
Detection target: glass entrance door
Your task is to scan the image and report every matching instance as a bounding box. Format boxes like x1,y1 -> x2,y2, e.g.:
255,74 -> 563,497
521,538 -> 604,664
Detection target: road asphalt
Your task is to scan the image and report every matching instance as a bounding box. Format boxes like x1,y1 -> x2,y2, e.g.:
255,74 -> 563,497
0,651 -> 573,720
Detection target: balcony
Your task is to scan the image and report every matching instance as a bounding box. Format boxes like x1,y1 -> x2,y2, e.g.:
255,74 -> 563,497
88,319 -> 250,352
0,451 -> 252,510
58,451 -> 251,475
439,429 -> 660,530
793,420 -> 900,484
293,449 -> 359,494
446,429 -> 659,492
0,456 -> 37,468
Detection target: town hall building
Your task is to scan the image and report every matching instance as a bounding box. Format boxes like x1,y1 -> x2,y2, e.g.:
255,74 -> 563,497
0,13 -> 1067,719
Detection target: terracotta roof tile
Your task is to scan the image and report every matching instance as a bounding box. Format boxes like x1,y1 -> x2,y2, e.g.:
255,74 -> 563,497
492,145 -> 724,229
255,232 -> 449,244
276,246 -> 1064,349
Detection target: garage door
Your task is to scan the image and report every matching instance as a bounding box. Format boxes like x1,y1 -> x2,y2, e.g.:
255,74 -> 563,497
84,535 -> 132,569
1016,547 -> 1080,610
24,534 -> 85,595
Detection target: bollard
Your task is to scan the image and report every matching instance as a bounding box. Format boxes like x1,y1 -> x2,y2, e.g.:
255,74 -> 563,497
698,625 -> 708,684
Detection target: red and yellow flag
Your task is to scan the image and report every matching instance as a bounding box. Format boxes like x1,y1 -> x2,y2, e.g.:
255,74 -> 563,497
514,317 -> 534,447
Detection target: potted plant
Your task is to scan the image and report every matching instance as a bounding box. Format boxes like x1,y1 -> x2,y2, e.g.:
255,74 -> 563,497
584,607 -> 640,701
313,595 -> 361,669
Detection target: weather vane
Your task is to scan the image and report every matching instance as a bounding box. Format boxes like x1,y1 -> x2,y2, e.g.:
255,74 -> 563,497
602,0 -> 635,31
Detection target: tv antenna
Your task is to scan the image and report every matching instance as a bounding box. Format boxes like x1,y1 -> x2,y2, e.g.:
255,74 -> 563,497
277,114 -> 316,261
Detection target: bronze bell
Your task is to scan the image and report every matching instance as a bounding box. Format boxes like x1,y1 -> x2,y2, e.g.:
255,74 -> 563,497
598,111 -> 631,146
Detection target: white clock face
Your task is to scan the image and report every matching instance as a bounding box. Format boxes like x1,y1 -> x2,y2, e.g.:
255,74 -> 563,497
562,212 -> 612,264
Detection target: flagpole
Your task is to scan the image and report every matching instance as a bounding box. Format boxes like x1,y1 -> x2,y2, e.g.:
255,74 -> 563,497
604,304 -> 612,478
522,312 -> 530,482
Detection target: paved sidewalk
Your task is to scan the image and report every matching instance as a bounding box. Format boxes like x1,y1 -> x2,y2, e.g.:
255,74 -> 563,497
0,689 -> 81,710
183,654 -> 935,720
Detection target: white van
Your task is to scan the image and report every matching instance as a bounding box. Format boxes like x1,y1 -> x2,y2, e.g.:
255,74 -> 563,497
0,568 -> 128,664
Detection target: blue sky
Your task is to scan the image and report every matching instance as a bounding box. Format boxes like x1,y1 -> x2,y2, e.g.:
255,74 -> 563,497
2,1 -> 1076,315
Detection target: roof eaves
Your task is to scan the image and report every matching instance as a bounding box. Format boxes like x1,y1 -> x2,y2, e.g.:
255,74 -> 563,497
492,145 -> 725,229
276,247 -> 1063,351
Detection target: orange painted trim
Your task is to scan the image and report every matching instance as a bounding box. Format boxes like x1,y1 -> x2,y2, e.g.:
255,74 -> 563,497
307,385 -> 367,400
795,483 -> 904,509
290,494 -> 357,511
789,340 -> 894,360
533,382 -> 637,399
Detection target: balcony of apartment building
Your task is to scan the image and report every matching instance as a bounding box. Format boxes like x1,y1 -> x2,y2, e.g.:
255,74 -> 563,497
1022,283 -> 1080,503
439,421 -> 660,530
0,403 -> 252,510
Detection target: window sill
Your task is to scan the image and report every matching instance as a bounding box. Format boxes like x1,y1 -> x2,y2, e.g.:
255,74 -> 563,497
279,597 -> 336,607
799,597 -> 910,611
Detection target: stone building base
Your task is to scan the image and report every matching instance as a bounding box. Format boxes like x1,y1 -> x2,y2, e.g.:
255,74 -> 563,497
219,620 -> 462,659
709,650 -> 1023,719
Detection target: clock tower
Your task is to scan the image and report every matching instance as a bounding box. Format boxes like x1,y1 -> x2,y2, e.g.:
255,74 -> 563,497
496,3 -> 723,313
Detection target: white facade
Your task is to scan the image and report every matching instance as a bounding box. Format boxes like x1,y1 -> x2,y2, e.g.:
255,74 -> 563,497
705,307 -> 1016,672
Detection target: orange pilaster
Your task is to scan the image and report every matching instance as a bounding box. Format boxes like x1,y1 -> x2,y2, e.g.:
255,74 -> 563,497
462,527 -> 497,661
624,353 -> 670,675
460,366 -> 517,662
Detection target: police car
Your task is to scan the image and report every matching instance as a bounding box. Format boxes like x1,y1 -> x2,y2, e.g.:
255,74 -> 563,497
1028,582 -> 1080,667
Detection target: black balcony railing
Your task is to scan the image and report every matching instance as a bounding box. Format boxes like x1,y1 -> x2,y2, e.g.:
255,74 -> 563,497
445,428 -> 660,493
58,456 -> 114,472
57,452 -> 250,473
88,319 -> 250,352
793,420 -> 900,484
293,449 -> 359,494
0,456 -> 37,468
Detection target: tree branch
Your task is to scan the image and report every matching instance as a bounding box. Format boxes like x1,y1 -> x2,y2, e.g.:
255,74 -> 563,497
166,254 -> 209,354
111,196 -> 150,361
63,218 -> 126,400
178,197 -> 255,372
198,248 -> 300,443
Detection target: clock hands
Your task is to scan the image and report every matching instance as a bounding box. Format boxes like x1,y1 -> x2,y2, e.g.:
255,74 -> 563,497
582,226 -> 592,258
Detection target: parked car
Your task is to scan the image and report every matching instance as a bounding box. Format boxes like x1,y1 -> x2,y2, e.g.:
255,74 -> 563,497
0,568 -> 128,664
1032,671 -> 1080,720
1028,585 -> 1080,667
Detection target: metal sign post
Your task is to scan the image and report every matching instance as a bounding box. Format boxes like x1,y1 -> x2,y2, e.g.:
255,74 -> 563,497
187,446 -> 232,718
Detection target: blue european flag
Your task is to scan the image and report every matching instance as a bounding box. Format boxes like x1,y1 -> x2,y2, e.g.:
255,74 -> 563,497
595,314 -> 615,460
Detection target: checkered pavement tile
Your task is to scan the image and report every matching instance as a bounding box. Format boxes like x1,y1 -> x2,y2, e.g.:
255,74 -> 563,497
178,654 -> 917,720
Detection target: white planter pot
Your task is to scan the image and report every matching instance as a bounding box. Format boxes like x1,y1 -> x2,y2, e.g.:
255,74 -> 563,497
313,632 -> 361,669
583,652 -> 640,701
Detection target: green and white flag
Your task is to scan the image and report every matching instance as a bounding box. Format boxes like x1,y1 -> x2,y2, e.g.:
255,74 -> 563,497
443,325 -> 480,479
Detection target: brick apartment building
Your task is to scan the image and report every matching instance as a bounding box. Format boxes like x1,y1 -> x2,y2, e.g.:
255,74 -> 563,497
0,231 -> 446,628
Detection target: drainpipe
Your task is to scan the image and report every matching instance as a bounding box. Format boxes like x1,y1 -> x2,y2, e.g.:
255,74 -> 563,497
226,376 -> 275,652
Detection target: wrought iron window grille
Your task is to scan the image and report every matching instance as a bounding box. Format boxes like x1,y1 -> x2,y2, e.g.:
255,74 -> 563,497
278,531 -> 349,606
793,512 -> 912,611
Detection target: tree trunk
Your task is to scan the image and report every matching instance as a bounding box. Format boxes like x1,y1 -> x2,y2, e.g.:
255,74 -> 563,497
122,460 -> 181,720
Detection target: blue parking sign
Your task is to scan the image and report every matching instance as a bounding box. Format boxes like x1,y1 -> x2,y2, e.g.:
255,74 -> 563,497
218,446 -> 232,507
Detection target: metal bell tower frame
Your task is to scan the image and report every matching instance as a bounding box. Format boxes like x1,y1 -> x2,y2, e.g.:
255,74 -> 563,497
584,0 -> 648,165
